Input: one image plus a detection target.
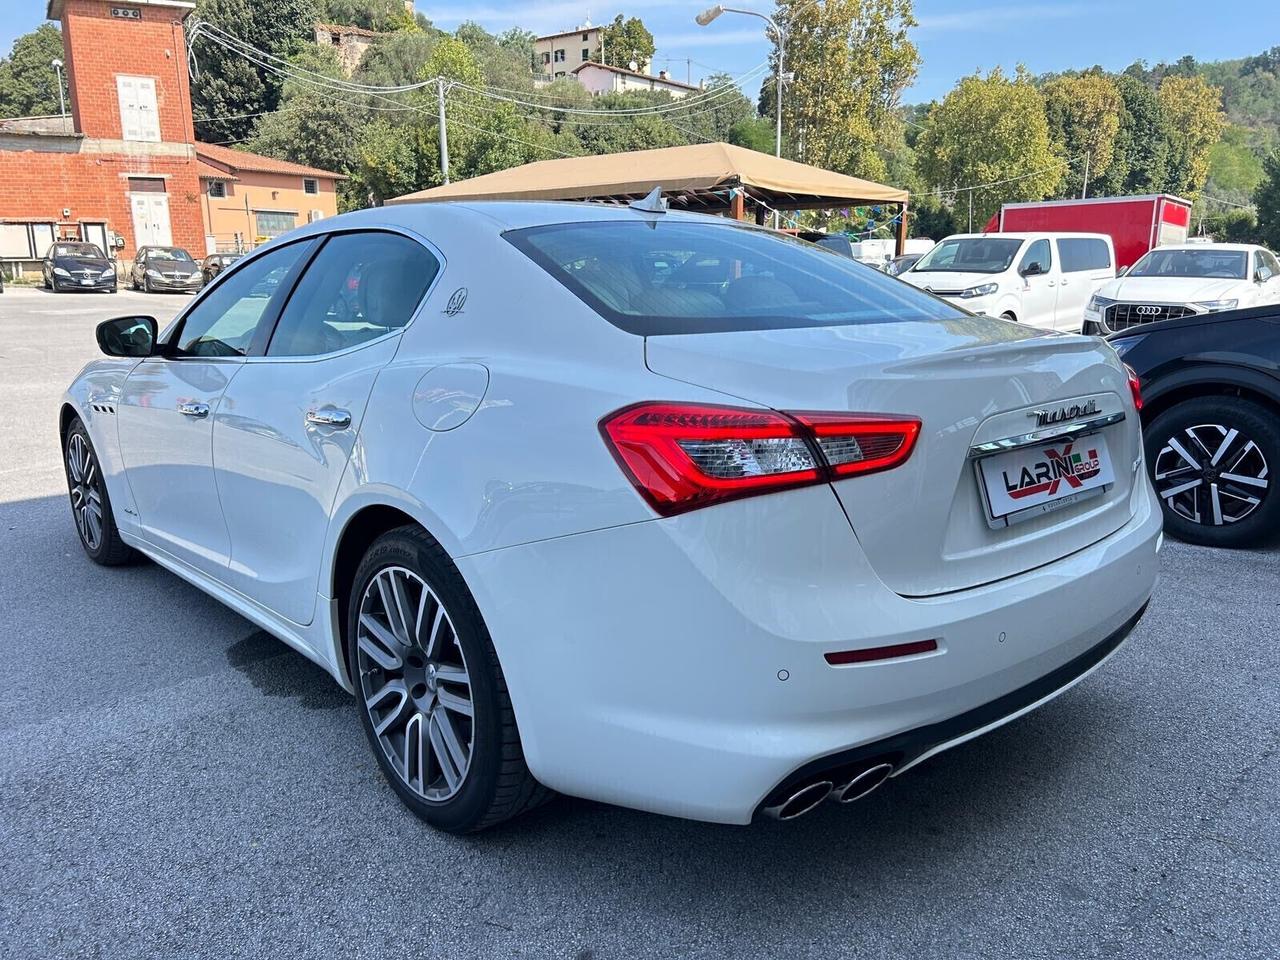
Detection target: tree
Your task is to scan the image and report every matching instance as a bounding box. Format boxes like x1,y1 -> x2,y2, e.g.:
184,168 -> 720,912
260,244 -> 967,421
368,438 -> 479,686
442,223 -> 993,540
248,45 -> 367,209
1042,72 -> 1122,198
775,0 -> 919,180
1093,73 -> 1169,196
190,0 -> 320,144
600,15 -> 655,70
317,0 -> 414,31
1159,74 -> 1226,197
728,117 -> 776,153
1255,150 -> 1280,250
0,24 -> 66,118
916,67 -> 1064,228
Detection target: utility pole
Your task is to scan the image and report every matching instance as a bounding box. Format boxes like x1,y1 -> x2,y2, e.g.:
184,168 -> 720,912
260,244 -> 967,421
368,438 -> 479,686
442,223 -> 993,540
967,190 -> 973,233
1081,151 -> 1090,199
437,79 -> 450,185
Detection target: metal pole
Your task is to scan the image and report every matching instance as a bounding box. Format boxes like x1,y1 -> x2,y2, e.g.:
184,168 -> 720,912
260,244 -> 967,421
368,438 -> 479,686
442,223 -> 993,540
1081,151 -> 1090,199
437,79 -> 450,185
52,60 -> 65,117
968,190 -> 973,233
772,22 -> 783,228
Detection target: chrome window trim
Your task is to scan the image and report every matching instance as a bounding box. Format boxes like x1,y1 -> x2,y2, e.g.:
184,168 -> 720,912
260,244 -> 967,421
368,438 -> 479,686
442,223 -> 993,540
968,411 -> 1127,458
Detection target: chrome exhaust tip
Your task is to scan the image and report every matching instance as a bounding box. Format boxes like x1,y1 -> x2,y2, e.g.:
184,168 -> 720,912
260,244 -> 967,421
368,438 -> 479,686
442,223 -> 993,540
762,780 -> 834,821
832,762 -> 894,804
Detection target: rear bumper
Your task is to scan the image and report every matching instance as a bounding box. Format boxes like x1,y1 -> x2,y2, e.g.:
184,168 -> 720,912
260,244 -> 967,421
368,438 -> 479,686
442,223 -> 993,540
458,479 -> 1162,825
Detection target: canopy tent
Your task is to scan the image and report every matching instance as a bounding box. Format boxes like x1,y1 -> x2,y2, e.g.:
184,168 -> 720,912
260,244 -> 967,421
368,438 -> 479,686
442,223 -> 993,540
387,142 -> 911,253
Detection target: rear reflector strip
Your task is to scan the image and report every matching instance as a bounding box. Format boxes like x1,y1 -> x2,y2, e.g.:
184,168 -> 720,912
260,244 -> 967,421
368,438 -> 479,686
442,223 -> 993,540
824,638 -> 939,665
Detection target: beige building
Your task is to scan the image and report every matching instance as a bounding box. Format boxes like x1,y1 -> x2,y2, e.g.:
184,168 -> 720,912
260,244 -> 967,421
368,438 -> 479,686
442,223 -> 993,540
314,22 -> 381,75
196,143 -> 344,254
572,62 -> 699,98
534,23 -> 605,80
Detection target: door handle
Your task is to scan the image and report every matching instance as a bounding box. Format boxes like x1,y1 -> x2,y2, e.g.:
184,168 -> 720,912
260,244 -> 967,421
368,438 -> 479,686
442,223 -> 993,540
1047,280 -> 1056,287
178,401 -> 210,418
306,406 -> 352,429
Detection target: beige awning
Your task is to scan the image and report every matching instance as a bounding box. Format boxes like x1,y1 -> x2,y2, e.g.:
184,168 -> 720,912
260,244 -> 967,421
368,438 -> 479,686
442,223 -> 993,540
387,141 -> 908,212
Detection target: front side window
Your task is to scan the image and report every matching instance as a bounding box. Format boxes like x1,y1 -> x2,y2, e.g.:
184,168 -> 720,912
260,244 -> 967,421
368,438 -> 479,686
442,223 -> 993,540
1058,237 -> 1111,273
911,238 -> 1024,274
507,220 -> 965,336
1259,250 -> 1280,279
266,232 -> 440,358
172,241 -> 309,357
1128,249 -> 1248,279
1019,239 -> 1052,276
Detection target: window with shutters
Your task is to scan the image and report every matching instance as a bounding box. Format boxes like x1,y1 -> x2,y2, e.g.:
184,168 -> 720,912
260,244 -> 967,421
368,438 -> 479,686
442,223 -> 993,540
116,75 -> 160,142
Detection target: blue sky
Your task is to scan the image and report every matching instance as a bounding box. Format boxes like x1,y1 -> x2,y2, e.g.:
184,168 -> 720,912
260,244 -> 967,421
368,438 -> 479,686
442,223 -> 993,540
2,1 -> 1270,102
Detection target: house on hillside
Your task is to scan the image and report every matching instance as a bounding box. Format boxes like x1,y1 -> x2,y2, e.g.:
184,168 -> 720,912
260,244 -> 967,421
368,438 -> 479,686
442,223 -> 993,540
314,22 -> 382,75
534,22 -> 606,80
0,0 -> 345,278
571,62 -> 700,98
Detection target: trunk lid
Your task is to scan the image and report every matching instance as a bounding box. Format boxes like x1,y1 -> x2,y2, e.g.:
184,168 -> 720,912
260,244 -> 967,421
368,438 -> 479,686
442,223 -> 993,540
645,319 -> 1141,597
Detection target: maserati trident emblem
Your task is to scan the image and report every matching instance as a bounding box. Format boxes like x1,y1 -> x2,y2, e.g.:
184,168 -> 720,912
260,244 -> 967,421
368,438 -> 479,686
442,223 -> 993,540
1029,398 -> 1100,428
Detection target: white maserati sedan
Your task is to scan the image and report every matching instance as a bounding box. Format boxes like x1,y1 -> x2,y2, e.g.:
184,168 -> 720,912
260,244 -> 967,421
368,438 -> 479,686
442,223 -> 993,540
61,201 -> 1161,831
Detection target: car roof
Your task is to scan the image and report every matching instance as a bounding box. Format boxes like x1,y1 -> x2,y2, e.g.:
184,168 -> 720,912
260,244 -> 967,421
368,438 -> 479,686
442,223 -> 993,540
1150,242 -> 1260,252
942,232 -> 1112,242
303,200 -> 751,234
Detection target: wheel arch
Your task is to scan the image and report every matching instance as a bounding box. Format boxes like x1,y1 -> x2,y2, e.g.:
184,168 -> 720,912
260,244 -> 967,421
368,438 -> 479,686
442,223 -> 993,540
326,498 -> 466,690
59,402 -> 81,444
1140,365 -> 1280,426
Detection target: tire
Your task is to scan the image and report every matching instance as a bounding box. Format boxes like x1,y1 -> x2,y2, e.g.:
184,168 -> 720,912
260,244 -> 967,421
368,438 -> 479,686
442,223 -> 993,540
63,418 -> 135,566
1145,395 -> 1280,548
346,525 -> 550,833
143,277 -> 152,294
1000,311 -> 1017,322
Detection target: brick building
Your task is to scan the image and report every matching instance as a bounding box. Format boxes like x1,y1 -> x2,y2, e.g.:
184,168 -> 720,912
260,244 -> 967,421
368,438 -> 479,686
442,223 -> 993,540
0,0 -> 341,278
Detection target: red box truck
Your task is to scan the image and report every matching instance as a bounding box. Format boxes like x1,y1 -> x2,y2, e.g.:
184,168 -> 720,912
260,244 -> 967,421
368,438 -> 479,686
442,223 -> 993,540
983,194 -> 1193,269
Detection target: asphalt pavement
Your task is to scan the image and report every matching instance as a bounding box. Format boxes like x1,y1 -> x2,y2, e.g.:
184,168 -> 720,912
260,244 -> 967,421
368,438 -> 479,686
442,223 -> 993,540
0,285 -> 1276,959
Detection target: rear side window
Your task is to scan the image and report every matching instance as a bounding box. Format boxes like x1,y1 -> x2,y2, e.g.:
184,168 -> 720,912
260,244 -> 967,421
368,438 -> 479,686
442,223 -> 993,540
1058,238 -> 1112,273
267,231 -> 439,357
506,220 -> 965,336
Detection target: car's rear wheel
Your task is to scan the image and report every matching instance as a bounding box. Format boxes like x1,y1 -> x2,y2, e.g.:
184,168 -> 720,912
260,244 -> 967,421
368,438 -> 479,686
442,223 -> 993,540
63,419 -> 134,565
347,526 -> 549,833
1146,396 -> 1280,548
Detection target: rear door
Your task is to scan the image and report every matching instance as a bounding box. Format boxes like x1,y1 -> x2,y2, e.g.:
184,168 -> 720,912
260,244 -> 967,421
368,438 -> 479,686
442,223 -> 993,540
116,239 -> 312,574
212,230 -> 442,626
1016,238 -> 1058,328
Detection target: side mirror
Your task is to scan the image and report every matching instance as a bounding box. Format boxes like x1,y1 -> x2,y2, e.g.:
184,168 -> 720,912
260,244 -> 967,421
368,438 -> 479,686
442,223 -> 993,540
1255,268 -> 1269,284
96,315 -> 158,357
1020,261 -> 1043,277
1117,265 -> 1129,277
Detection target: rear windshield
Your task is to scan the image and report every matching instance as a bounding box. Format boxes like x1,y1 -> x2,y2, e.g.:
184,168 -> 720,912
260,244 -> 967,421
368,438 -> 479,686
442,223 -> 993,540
505,220 -> 965,336
910,237 -> 1024,274
1128,248 -> 1247,279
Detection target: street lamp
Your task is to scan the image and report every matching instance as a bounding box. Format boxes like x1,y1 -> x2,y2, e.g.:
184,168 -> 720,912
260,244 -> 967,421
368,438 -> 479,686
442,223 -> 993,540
695,5 -> 785,161
51,58 -> 66,118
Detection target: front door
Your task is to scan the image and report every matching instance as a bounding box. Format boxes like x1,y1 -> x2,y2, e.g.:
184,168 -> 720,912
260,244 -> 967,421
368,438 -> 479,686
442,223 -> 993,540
1016,238 -> 1059,329
116,240 -> 312,575
130,193 -> 172,248
213,230 -> 441,625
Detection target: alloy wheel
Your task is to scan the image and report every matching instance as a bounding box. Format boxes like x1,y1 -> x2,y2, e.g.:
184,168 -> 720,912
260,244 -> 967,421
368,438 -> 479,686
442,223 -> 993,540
66,433 -> 104,550
1153,422 -> 1269,526
356,566 -> 475,802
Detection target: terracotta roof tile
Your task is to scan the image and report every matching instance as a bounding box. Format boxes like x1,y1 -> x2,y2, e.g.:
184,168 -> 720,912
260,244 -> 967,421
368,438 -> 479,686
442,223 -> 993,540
195,142 -> 347,180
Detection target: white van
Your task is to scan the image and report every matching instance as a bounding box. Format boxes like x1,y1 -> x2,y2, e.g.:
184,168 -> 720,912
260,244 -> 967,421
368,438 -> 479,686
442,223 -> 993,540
900,232 -> 1116,331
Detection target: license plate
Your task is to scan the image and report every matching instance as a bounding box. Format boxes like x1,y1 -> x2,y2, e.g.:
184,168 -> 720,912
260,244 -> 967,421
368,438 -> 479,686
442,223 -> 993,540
977,434 -> 1115,527
80,278 -> 92,285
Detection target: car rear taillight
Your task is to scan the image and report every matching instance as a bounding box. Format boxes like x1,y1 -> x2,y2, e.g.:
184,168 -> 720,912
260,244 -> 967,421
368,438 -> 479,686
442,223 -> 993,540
600,402 -> 921,516
1124,364 -> 1143,412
